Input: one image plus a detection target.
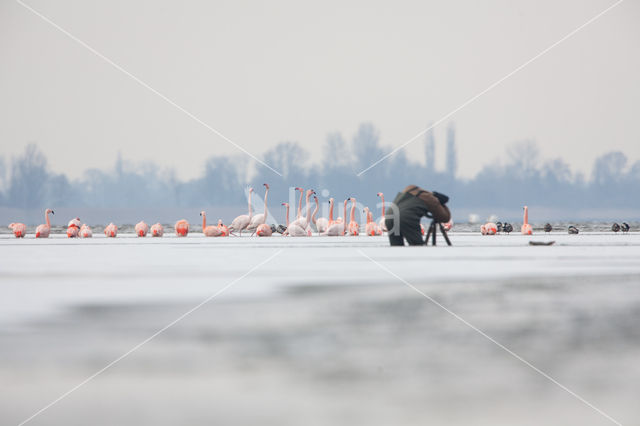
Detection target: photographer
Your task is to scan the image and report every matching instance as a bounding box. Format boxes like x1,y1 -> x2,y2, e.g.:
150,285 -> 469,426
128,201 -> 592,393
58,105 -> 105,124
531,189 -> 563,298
385,185 -> 451,246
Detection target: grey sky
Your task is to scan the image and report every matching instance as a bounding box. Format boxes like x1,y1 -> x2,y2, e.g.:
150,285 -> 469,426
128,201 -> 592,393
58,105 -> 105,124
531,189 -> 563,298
1,0 -> 639,180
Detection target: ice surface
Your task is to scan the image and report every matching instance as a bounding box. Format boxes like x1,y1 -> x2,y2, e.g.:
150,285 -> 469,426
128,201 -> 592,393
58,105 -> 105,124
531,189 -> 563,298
1,232 -> 639,425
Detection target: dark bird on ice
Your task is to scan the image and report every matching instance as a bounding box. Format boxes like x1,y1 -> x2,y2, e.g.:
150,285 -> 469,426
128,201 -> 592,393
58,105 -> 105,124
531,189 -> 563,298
568,225 -> 579,234
611,223 -> 620,233
544,223 -> 552,233
496,221 -> 503,233
621,222 -> 630,233
503,223 -> 513,234
276,224 -> 287,234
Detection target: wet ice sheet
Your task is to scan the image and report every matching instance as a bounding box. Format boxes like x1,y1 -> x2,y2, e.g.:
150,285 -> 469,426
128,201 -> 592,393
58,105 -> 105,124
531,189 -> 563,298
1,232 -> 639,325
1,233 -> 640,425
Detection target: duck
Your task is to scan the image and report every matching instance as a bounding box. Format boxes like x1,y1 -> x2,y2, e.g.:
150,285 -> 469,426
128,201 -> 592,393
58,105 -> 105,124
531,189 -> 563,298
568,225 -> 579,235
621,222 -> 630,233
544,223 -> 552,233
496,222 -> 503,233
611,223 -> 620,233
503,223 -> 513,234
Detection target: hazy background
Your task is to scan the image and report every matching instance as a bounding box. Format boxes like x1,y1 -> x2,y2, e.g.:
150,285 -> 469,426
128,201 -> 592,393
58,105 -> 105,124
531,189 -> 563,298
1,0 -> 639,222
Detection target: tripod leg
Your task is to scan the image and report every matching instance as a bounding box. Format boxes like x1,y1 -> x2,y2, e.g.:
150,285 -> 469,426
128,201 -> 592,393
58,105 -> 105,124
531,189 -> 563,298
431,222 -> 436,246
438,223 -> 452,246
425,223 -> 433,245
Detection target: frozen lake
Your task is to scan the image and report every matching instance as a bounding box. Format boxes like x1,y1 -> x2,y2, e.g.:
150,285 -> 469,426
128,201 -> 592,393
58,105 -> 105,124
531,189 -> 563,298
1,232 -> 639,425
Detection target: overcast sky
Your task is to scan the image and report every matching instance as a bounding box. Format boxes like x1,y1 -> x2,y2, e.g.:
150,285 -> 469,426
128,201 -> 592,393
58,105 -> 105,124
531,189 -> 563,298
1,0 -> 638,180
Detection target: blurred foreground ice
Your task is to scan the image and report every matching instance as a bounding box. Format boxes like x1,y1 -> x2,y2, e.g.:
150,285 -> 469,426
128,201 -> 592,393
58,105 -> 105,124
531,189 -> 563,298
1,233 -> 639,425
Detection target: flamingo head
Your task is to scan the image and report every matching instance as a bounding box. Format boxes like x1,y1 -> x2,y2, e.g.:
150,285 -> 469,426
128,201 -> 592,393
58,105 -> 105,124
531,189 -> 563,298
281,202 -> 289,207
314,196 -> 318,202
8,223 -> 15,229
377,192 -> 383,197
46,209 -> 54,215
248,187 -> 254,193
350,197 -> 356,203
295,187 -> 302,192
200,211 -> 205,216
263,183 -> 269,189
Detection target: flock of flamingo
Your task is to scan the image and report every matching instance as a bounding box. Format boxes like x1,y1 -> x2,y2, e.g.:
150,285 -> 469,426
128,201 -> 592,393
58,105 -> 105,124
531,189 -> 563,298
6,185 -> 391,239
6,187 -> 631,239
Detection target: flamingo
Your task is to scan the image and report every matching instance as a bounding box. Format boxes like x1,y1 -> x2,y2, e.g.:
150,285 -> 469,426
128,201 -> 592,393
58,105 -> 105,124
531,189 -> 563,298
200,211 -> 223,237
313,196 -> 329,233
521,206 -> 532,235
376,192 -> 388,232
347,198 -> 359,236
80,224 -> 92,238
135,221 -> 149,237
282,202 -> 307,237
229,188 -> 254,236
8,223 -> 26,238
364,207 -> 382,236
175,219 -> 189,237
256,223 -> 272,236
104,223 -> 118,238
341,199 -> 348,235
289,189 -> 314,230
247,184 -> 270,235
443,220 -> 453,231
66,217 -> 81,238
481,222 -> 497,235
217,220 -> 229,236
151,223 -> 164,237
35,209 -> 54,238
324,198 -> 344,236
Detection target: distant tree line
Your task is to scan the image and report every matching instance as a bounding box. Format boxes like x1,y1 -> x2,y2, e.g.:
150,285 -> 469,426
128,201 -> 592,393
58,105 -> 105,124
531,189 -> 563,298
1,123 -> 639,214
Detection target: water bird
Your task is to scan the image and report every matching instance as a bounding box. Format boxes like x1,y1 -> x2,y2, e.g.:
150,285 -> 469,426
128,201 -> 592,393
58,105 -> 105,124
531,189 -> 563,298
521,206 -> 532,235
282,202 -> 307,236
151,223 -> 164,237
313,196 -> 329,233
621,222 -> 630,233
67,217 -> 81,238
611,223 -> 620,233
503,223 -> 513,234
135,221 -> 149,237
8,223 -> 26,238
324,198 -> 344,236
217,220 -> 229,236
256,223 -> 272,236
174,219 -> 189,237
347,198 -> 359,236
104,223 -> 118,237
568,225 -> 579,235
496,222 -> 503,233
481,223 -> 497,235
229,187 -> 253,236
247,184 -> 270,235
544,223 -> 552,233
80,224 -> 92,238
276,224 -> 287,234
200,211 -> 224,237
35,209 -> 54,238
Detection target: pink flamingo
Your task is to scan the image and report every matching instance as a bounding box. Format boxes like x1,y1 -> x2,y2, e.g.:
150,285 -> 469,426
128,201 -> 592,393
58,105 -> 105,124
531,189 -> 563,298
347,198 -> 359,236
341,199 -> 348,235
135,221 -> 149,237
8,222 -> 26,238
481,222 -> 497,235
376,192 -> 388,232
200,211 -> 223,237
295,187 -> 304,219
35,209 -> 54,238
364,207 -> 382,236
104,223 -> 118,238
217,220 -> 229,236
67,217 -> 81,238
521,206 -> 532,235
248,183 -> 270,235
151,223 -> 164,237
80,224 -> 92,238
313,196 -> 329,233
289,189 -> 314,230
175,219 -> 189,237
229,188 -> 253,236
282,202 -> 307,237
256,223 -> 272,236
324,198 -> 344,236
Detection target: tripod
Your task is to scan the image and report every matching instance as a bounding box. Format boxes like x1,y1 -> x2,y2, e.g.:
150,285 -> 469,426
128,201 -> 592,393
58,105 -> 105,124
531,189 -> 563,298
424,220 -> 452,246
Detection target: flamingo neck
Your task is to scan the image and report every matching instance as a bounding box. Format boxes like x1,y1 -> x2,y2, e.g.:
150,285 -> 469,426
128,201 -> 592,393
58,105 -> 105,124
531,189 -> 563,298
381,195 -> 385,215
285,205 -> 290,227
263,187 -> 269,221
523,206 -> 528,225
312,199 -> 319,224
305,194 -> 312,223
45,211 -> 50,227
350,200 -> 356,222
366,209 -> 371,224
247,190 -> 253,220
202,213 -> 206,229
329,200 -> 334,222
297,189 -> 303,219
